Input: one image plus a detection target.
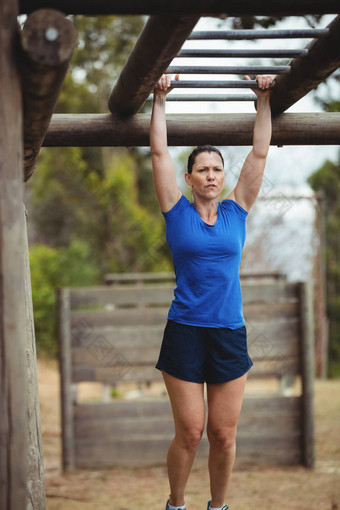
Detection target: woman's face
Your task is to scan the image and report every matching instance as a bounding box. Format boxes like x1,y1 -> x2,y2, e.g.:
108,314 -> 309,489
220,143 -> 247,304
185,151 -> 225,200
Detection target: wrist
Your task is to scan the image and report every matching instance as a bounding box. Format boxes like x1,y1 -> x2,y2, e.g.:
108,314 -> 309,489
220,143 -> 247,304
153,93 -> 166,106
254,94 -> 271,112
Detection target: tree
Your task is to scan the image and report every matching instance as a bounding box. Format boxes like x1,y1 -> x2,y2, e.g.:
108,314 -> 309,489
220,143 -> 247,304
308,152 -> 340,377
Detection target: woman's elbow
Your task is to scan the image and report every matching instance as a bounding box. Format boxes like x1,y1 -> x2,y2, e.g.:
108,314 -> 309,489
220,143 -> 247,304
253,147 -> 269,161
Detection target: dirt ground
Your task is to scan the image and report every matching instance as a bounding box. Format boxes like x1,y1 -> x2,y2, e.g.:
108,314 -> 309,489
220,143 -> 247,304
38,358 -> 340,510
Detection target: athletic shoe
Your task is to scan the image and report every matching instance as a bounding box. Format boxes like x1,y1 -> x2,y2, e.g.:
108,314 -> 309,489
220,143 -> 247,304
207,500 -> 229,510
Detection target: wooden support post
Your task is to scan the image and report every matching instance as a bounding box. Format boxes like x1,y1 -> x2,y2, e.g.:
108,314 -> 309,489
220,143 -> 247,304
0,1 -> 28,508
270,15 -> 340,115
314,193 -> 329,378
20,9 -> 77,181
108,14 -> 200,116
21,204 -> 46,508
43,112 -> 340,147
299,281 -> 315,469
19,0 -> 340,15
58,288 -> 75,471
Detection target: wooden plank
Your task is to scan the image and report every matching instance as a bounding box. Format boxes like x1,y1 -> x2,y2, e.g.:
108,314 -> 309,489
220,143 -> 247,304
20,9 -> 77,180
249,358 -> 299,378
242,282 -> 299,303
74,433 -> 302,468
104,271 -> 285,285
299,281 -> 315,468
75,416 -> 175,438
234,436 -> 302,465
70,301 -> 298,330
69,284 -> 175,308
69,281 -> 297,308
74,437 -> 170,467
244,301 -> 299,320
108,14 -> 200,116
103,271 -> 285,285
71,307 -> 169,328
105,271 -> 175,284
43,112 -> 340,147
72,362 -> 158,384
74,406 -> 300,438
71,324 -> 165,350
0,1 -> 28,507
73,395 -> 301,420
74,399 -> 173,420
70,320 -> 300,369
270,15 -> 340,115
74,432 -> 301,450
19,0 -> 340,15
57,288 -> 75,471
246,319 -> 300,359
241,395 -> 301,414
71,355 -> 300,384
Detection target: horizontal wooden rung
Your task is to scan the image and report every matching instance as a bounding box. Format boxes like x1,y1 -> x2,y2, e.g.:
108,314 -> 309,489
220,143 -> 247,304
167,65 -> 291,74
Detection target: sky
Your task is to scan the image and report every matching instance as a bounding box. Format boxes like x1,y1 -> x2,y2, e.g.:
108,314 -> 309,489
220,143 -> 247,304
165,14 -> 339,192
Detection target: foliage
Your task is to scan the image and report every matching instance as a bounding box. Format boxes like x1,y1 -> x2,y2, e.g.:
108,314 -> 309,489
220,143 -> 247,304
308,152 -> 340,377
56,15 -> 145,114
29,147 -> 172,274
314,75 -> 340,114
219,14 -> 324,30
29,241 -> 99,356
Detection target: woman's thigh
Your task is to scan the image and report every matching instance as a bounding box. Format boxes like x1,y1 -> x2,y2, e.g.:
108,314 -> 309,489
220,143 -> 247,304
206,373 -> 248,431
162,371 -> 206,435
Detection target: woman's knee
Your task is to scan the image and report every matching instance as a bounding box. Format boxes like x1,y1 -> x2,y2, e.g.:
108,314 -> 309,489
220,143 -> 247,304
175,425 -> 204,451
207,425 -> 237,451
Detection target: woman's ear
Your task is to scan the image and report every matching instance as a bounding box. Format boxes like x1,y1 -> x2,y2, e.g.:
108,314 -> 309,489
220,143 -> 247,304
184,172 -> 192,186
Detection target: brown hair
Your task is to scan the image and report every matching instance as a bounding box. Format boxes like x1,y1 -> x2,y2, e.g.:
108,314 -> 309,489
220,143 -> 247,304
187,145 -> 224,174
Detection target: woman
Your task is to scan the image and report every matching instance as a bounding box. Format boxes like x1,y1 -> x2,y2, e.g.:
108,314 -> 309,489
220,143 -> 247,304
150,74 -> 274,510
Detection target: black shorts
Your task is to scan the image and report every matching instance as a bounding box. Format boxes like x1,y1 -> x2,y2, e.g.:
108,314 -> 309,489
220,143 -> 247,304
156,320 -> 253,384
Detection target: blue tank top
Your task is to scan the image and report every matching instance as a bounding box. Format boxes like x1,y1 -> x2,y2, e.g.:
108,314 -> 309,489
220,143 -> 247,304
162,195 -> 248,329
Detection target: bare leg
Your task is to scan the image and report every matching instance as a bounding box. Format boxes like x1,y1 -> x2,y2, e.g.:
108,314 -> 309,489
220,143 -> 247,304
206,374 -> 247,508
162,372 -> 205,507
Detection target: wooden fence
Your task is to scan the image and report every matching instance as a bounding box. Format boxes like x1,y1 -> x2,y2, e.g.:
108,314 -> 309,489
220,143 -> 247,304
58,276 -> 314,470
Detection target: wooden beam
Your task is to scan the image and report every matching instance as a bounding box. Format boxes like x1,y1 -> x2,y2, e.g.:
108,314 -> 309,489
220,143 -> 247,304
108,15 -> 200,116
270,15 -> 340,115
0,1 -> 28,508
20,9 -> 77,181
19,0 -> 340,15
43,112 -> 340,146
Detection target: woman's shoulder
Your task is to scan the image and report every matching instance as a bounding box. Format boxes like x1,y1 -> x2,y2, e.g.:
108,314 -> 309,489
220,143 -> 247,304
220,198 -> 249,218
161,194 -> 190,219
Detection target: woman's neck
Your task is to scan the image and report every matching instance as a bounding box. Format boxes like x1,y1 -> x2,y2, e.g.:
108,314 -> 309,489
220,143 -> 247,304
193,196 -> 219,225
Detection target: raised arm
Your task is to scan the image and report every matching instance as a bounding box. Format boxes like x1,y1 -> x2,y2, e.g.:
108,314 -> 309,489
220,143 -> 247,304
225,75 -> 274,212
150,74 -> 182,212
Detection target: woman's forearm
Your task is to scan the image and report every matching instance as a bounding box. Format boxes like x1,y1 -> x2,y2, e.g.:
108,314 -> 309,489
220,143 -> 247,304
252,95 -> 272,159
150,93 -> 168,156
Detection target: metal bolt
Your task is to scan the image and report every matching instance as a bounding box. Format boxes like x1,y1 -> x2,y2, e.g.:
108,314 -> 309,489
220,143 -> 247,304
45,27 -> 59,42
